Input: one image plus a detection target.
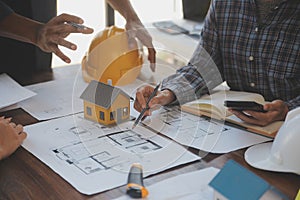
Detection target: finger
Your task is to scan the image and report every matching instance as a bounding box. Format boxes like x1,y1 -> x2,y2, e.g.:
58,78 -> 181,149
50,23 -> 88,37
230,110 -> 263,125
135,32 -> 155,58
18,131 -> 27,142
133,99 -> 143,112
135,28 -> 153,47
242,110 -> 267,119
135,91 -> 148,109
141,115 -> 148,121
147,48 -> 156,72
78,26 -> 94,34
57,38 -> 77,50
50,13 -> 84,25
136,86 -> 154,109
5,117 -> 12,123
15,124 -> 24,133
143,109 -> 152,117
0,116 -> 5,122
63,23 -> 94,34
9,122 -> 16,128
51,46 -> 71,63
48,14 -> 93,34
60,32 -> 70,38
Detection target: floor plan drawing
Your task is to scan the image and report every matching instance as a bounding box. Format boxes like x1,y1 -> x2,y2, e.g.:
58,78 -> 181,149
143,106 -> 271,153
157,106 -> 228,136
53,129 -> 162,175
22,113 -> 200,195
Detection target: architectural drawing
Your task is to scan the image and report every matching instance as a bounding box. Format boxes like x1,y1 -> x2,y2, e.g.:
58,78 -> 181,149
146,106 -> 227,139
143,106 -> 271,153
22,113 -> 200,194
53,129 -> 162,175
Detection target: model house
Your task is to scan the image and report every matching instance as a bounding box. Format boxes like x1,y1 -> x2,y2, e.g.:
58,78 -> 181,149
209,160 -> 287,200
80,80 -> 130,125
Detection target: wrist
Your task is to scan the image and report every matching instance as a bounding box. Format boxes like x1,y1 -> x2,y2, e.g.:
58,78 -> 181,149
32,23 -> 44,46
161,89 -> 176,105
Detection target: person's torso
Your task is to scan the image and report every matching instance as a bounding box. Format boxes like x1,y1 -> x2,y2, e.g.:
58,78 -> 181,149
215,0 -> 300,101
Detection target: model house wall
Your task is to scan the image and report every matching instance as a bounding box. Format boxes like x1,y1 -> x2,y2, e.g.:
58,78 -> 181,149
80,80 -> 130,125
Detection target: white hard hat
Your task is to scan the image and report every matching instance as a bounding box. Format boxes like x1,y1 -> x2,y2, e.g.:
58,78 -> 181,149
245,107 -> 300,175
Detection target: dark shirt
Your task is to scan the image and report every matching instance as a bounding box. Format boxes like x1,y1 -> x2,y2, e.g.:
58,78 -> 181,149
0,1 -> 13,20
0,0 -> 56,83
162,0 -> 300,110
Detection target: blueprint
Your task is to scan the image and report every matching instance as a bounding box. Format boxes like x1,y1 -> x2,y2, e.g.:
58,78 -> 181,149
142,106 -> 272,153
22,113 -> 200,195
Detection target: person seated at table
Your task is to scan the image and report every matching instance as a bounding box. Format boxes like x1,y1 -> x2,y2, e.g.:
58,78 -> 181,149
133,0 -> 299,126
0,117 -> 26,160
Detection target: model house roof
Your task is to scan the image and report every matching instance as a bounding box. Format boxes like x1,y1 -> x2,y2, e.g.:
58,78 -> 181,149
209,160 -> 270,200
80,80 -> 130,109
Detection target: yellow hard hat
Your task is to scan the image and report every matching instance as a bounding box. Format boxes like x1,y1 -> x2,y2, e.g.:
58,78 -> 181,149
82,26 -> 143,85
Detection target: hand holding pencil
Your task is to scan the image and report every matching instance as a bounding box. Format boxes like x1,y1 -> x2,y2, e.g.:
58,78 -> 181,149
132,83 -> 161,129
35,13 -> 94,63
133,83 -> 176,127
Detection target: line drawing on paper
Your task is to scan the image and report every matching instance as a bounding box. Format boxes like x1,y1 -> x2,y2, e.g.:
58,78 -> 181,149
52,129 -> 162,175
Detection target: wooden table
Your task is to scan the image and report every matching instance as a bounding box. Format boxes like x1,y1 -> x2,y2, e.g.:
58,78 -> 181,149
0,66 -> 299,199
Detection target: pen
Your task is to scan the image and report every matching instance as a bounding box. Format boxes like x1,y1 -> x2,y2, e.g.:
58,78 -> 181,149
132,82 -> 160,129
66,21 -> 87,30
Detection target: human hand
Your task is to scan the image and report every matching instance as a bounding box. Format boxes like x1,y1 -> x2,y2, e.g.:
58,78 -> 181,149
134,85 -> 175,116
229,100 -> 289,126
125,20 -> 156,72
0,117 -> 27,160
36,13 -> 94,63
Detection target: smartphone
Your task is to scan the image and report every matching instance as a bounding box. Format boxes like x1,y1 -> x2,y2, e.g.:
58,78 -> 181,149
224,100 -> 266,112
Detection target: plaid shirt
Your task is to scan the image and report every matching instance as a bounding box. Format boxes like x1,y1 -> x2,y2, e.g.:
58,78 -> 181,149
162,0 -> 300,110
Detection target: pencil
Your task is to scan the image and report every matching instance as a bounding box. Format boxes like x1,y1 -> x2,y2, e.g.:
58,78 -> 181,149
132,83 -> 161,129
66,21 -> 87,30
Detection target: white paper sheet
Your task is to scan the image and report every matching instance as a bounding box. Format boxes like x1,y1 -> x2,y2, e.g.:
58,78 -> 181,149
22,113 -> 200,195
19,70 -> 88,120
142,107 -> 272,153
114,167 -> 219,200
0,73 -> 36,110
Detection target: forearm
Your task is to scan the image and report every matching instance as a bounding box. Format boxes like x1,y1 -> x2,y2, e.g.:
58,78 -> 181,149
0,12 -> 42,46
161,64 -> 208,105
106,0 -> 140,22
